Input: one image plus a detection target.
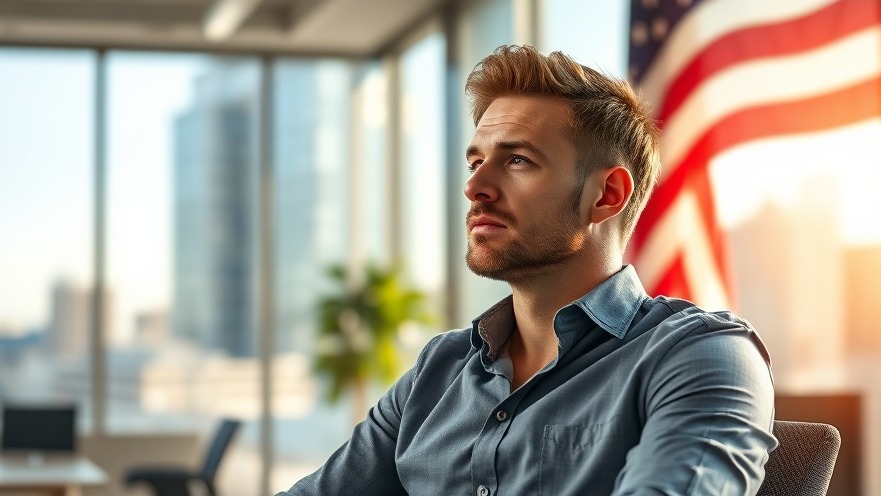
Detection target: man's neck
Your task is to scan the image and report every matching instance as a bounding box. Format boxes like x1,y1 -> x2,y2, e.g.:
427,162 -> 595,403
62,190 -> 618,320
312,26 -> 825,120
509,255 -> 618,334
503,254 -> 621,389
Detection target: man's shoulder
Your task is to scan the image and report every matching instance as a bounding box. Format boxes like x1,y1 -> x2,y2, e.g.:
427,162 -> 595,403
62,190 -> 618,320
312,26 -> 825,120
406,328 -> 477,389
416,328 -> 474,365
425,327 -> 473,347
639,295 -> 771,366
645,295 -> 754,333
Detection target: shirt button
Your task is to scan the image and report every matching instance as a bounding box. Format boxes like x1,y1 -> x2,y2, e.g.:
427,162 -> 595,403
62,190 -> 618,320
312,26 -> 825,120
496,410 -> 507,422
477,485 -> 490,496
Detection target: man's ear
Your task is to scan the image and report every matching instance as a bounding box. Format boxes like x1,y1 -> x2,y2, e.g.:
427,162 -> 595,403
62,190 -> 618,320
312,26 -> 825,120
588,166 -> 634,224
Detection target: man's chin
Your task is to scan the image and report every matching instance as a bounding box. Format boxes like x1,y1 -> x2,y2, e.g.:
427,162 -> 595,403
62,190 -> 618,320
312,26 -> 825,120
465,251 -> 508,281
468,270 -> 510,282
466,248 -> 575,282
465,251 -> 532,282
466,263 -> 506,281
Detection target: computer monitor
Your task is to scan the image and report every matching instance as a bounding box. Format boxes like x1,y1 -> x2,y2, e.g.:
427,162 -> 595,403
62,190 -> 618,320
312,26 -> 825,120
0,404 -> 76,453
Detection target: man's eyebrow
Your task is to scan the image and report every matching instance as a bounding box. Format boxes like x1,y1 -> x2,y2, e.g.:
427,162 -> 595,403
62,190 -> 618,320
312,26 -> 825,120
465,140 -> 549,161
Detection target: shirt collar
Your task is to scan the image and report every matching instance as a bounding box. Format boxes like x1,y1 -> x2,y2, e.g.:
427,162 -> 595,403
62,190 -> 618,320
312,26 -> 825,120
469,265 -> 648,360
470,296 -> 515,362
570,265 -> 647,339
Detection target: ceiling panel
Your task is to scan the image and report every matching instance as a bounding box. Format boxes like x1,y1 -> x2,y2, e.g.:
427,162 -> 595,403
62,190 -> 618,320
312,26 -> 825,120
0,0 -> 451,56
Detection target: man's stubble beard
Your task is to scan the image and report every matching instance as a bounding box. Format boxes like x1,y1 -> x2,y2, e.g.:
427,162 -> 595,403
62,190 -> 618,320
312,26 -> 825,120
465,185 -> 586,282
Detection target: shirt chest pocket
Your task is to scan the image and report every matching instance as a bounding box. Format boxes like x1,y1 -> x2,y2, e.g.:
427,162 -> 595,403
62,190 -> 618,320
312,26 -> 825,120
538,417 -> 629,496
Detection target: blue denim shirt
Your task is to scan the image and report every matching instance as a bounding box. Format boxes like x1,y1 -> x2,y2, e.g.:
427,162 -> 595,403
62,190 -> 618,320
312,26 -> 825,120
279,266 -> 777,496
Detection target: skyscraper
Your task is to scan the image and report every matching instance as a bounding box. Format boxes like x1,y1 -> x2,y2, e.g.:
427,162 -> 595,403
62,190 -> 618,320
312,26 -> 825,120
49,279 -> 90,357
48,278 -> 113,358
173,60 -> 259,357
171,59 -> 352,358
273,60 -> 351,354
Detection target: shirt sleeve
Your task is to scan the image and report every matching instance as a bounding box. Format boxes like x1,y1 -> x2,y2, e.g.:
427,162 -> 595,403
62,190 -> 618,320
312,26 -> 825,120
275,360 -> 419,496
612,312 -> 778,496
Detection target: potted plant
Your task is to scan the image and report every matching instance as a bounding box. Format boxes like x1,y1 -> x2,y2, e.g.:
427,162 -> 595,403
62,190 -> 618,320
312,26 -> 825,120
314,262 -> 433,423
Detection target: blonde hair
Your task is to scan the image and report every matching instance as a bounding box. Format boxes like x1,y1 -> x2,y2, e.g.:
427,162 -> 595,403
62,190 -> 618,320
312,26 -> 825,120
465,45 -> 661,240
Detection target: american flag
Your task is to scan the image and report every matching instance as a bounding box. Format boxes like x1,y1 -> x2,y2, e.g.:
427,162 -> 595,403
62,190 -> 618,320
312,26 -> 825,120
627,0 -> 881,309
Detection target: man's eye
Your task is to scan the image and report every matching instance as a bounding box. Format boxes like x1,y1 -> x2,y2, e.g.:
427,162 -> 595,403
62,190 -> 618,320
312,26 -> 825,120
467,160 -> 482,172
510,156 -> 528,165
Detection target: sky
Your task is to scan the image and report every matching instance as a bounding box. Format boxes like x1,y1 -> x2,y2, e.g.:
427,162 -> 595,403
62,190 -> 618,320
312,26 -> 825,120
0,50 -> 204,337
0,50 -> 96,333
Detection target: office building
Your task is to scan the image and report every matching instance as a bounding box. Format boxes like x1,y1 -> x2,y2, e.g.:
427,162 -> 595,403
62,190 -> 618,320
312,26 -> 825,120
172,61 -> 259,358
48,279 -> 114,359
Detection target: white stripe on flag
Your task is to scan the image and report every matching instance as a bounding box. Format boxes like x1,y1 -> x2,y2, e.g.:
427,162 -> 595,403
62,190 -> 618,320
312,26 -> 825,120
639,0 -> 838,107
661,26 -> 881,181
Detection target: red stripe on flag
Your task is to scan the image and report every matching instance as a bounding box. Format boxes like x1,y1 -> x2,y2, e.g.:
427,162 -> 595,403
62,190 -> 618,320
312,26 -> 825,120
633,75 -> 881,294
657,0 -> 880,124
653,252 -> 691,301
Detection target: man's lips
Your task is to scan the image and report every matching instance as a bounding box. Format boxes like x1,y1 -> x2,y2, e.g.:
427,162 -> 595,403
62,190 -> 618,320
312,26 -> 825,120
467,215 -> 507,232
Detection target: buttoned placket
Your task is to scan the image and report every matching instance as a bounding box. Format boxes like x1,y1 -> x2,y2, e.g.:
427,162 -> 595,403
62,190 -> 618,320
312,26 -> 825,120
470,354 -> 551,496
468,301 -> 588,495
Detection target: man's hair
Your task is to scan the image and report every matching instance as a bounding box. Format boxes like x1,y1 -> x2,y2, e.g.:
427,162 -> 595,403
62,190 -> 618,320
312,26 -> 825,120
465,45 -> 661,242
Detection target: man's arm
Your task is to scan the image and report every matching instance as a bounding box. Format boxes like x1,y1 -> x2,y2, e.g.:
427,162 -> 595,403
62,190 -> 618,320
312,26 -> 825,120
613,313 -> 777,496
275,366 -> 416,496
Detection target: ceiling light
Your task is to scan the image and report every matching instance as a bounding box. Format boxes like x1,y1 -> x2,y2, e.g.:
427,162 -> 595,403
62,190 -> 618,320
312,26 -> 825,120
203,0 -> 262,41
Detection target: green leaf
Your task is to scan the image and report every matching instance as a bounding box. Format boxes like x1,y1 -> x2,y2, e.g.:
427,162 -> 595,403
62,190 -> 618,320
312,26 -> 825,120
312,261 -> 435,406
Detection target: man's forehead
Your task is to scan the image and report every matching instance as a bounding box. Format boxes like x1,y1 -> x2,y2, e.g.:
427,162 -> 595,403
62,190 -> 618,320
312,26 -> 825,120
470,95 -> 571,148
477,95 -> 569,130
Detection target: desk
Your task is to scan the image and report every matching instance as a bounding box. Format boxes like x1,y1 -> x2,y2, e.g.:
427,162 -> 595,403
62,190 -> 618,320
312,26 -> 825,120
0,454 -> 107,496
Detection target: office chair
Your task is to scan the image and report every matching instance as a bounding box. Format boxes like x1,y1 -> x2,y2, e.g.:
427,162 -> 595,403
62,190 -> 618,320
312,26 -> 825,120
124,418 -> 241,496
757,420 -> 841,496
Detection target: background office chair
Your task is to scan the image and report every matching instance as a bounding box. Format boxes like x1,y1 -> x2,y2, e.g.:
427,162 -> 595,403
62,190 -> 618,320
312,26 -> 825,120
124,418 -> 241,496
757,420 -> 841,496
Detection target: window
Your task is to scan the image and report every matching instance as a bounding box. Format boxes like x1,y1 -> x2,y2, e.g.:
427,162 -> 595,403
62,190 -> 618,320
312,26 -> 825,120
271,59 -> 354,487
105,52 -> 263,494
542,0 -> 627,77
455,0 -> 516,320
0,48 -> 95,431
400,32 -> 447,318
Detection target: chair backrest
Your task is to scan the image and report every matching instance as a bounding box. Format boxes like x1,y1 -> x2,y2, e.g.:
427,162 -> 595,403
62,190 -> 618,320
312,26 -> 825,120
200,418 -> 242,480
757,420 -> 841,496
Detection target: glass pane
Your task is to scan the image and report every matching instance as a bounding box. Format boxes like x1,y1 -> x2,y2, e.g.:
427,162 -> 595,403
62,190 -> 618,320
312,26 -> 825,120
0,48 -> 95,431
358,63 -> 390,265
542,0 -> 628,77
104,52 -> 261,495
400,32 -> 446,324
456,0 -> 515,320
271,59 -> 353,488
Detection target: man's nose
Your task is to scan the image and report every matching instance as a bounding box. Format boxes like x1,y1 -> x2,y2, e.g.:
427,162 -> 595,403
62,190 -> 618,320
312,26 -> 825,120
464,164 -> 500,203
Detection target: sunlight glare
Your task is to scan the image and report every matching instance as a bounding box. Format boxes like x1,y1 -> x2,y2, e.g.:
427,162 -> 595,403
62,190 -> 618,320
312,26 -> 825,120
710,119 -> 881,246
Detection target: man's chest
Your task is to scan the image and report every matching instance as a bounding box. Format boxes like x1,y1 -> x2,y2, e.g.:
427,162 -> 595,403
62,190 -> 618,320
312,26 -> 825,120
395,353 -> 646,495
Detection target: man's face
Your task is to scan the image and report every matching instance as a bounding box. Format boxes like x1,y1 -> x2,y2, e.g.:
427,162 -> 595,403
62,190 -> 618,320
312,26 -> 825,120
464,95 -> 588,281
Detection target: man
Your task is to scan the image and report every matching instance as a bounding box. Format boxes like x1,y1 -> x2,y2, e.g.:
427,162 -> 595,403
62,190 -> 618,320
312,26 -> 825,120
279,45 -> 776,496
